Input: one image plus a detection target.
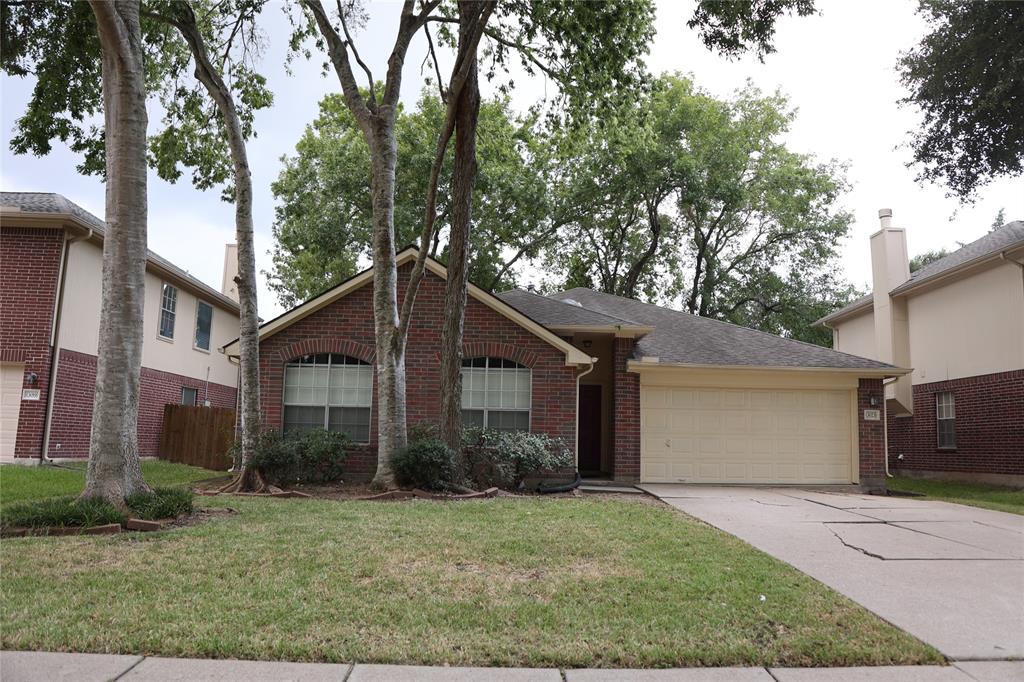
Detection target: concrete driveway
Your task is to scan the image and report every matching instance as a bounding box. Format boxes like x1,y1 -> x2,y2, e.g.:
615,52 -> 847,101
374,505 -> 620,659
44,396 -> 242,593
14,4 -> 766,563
640,485 -> 1024,661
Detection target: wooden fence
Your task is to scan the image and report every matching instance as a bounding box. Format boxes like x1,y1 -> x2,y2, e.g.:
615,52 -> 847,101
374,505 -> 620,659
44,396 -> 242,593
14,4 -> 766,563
160,404 -> 236,471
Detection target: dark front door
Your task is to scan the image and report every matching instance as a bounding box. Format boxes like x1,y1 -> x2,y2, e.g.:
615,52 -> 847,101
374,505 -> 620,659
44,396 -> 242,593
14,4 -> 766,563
578,384 -> 602,474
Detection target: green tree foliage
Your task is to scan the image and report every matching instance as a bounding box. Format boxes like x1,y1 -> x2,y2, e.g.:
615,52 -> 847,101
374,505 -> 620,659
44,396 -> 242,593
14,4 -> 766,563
1,0 -> 272,195
268,90 -> 553,306
899,0 -> 1024,199
545,75 -> 856,345
909,248 -> 951,273
688,0 -> 816,58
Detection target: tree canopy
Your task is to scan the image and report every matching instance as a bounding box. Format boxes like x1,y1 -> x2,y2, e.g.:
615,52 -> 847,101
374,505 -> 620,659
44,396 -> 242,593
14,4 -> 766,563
545,74 -> 856,344
899,0 -> 1024,200
268,89 -> 556,306
1,0 -> 273,197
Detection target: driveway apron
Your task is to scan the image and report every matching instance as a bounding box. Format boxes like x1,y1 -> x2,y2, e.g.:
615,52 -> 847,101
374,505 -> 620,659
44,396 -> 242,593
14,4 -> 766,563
640,485 -> 1024,661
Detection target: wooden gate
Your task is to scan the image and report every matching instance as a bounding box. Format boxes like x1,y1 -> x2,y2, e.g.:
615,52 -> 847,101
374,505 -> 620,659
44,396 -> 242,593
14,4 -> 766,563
160,404 -> 236,470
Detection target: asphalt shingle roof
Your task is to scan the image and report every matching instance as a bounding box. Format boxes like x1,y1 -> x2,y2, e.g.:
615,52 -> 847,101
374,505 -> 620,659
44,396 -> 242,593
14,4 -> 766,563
823,221 -> 1024,322
547,288 -> 897,370
497,289 -> 642,328
1,192 -> 238,312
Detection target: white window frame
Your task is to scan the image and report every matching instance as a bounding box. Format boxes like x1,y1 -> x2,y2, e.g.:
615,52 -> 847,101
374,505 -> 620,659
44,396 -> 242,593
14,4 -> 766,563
193,300 -> 213,352
158,282 -> 177,341
460,356 -> 531,432
936,391 -> 956,449
282,354 -> 373,443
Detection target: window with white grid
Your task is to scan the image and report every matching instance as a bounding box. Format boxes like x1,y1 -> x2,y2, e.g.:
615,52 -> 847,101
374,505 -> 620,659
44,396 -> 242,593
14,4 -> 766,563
159,283 -> 177,339
460,357 -> 530,432
936,391 -> 956,449
283,354 -> 372,442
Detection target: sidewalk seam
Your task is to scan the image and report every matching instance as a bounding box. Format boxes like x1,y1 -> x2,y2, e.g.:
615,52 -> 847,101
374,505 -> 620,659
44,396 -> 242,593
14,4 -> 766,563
341,662 -> 355,681
110,655 -> 146,681
764,666 -> 781,682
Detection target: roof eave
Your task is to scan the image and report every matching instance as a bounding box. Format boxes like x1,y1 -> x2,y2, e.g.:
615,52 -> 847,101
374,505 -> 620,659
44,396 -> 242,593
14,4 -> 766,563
626,359 -> 911,378
815,298 -> 873,327
889,238 -> 1024,296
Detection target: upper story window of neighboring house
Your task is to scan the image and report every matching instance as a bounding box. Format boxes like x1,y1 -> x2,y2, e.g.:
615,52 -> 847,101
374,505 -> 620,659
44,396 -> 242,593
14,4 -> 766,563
194,301 -> 213,351
283,354 -> 372,442
460,356 -> 531,432
936,391 -> 956,449
181,387 -> 198,406
159,283 -> 177,339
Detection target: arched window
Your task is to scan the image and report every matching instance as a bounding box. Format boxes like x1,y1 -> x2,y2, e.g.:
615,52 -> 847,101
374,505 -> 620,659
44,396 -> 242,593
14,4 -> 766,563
460,357 -> 530,432
283,353 -> 371,442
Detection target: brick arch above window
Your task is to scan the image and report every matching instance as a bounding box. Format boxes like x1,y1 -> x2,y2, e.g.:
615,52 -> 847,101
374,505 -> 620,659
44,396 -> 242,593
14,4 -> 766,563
446,342 -> 539,368
277,339 -> 376,365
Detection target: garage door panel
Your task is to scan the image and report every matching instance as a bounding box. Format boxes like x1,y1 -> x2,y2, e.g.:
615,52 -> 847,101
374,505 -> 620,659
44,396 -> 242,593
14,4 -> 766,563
641,383 -> 852,484
1,363 -> 25,460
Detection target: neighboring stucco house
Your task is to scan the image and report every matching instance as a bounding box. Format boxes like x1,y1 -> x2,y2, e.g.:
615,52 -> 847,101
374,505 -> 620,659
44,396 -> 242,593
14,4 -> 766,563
818,209 -> 1024,486
223,247 -> 905,489
0,192 -> 240,463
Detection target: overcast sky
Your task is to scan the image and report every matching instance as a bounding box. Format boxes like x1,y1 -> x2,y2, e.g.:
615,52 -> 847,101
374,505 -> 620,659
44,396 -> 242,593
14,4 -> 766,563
2,0 -> 1021,320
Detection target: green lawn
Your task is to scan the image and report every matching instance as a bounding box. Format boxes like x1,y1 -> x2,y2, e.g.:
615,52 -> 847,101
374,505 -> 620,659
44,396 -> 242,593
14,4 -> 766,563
0,460 -> 221,509
889,476 -> 1023,515
0,469 -> 940,668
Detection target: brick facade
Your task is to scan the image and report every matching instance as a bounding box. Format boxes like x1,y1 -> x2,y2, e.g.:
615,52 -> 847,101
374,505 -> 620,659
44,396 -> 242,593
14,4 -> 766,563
888,369 -> 1024,479
857,378 -> 886,489
1,226 -> 64,458
46,348 -> 237,458
611,338 -> 640,481
258,263 -> 580,478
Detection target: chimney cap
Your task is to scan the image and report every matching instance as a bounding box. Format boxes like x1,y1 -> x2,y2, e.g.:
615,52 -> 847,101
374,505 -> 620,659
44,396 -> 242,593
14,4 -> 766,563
878,208 -> 893,219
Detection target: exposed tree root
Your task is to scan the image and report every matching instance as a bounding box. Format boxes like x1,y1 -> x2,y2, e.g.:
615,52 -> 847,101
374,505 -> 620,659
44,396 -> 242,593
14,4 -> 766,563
214,467 -> 267,494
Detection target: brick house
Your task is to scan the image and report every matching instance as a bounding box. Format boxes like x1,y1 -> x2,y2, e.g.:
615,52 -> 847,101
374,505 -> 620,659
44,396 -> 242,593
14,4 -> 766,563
0,192 -> 240,463
819,210 -> 1024,486
223,248 -> 903,489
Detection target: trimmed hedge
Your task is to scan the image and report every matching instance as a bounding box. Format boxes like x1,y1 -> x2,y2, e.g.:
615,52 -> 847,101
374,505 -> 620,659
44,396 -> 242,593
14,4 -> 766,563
392,438 -> 459,491
248,429 -> 349,486
1,487 -> 194,530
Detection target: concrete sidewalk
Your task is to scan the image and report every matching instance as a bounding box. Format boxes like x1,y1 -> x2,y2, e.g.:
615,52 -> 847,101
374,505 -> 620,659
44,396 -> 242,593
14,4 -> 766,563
2,652 -> 1022,682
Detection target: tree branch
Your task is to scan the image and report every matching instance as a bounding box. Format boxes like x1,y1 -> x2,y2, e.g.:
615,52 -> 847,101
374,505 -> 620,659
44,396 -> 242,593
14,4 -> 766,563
337,0 -> 376,108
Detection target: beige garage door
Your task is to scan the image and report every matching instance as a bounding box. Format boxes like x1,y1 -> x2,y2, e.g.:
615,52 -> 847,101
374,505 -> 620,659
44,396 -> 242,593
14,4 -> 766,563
641,384 -> 854,484
1,363 -> 25,460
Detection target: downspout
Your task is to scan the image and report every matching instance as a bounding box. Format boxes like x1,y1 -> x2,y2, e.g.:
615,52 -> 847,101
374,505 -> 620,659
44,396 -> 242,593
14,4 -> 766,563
573,356 -> 598,472
883,393 -> 892,478
41,227 -> 92,463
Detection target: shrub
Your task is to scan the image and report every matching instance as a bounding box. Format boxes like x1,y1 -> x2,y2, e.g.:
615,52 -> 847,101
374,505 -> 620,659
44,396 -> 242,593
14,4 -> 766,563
126,487 -> 193,520
251,429 -> 349,486
392,438 -> 459,491
1,496 -> 124,530
463,429 -> 573,490
1,487 -> 194,530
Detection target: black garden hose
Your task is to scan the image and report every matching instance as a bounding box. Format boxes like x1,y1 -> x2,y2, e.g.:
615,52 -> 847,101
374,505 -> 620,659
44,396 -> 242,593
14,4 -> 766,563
535,471 -> 582,494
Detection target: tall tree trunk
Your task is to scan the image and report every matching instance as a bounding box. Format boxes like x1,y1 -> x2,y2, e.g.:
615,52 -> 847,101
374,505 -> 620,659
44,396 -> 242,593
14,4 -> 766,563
439,2 -> 482,453
82,0 -> 151,506
369,119 -> 406,489
168,3 -> 262,491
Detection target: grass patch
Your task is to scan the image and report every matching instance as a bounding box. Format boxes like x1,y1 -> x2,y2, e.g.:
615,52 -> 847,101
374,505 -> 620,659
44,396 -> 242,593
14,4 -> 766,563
1,487 -> 194,530
0,496 -> 941,667
0,461 -> 219,509
889,476 -> 1023,515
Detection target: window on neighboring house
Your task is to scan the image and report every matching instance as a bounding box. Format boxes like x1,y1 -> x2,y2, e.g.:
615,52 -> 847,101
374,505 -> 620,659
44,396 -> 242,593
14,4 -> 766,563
159,283 -> 177,339
460,356 -> 531,432
283,353 -> 372,442
936,391 -> 956,449
194,301 -> 213,351
181,387 -> 198,406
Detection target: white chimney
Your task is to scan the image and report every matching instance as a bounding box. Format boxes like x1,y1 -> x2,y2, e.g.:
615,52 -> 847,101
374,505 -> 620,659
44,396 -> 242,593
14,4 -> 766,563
869,209 -> 913,415
221,244 -> 239,303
